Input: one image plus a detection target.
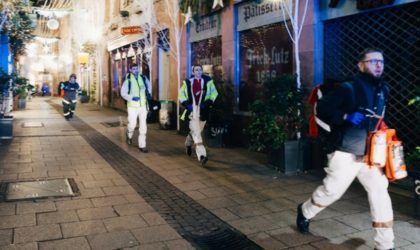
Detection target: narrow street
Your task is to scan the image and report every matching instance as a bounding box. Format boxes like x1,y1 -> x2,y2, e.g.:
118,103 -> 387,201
0,97 -> 419,249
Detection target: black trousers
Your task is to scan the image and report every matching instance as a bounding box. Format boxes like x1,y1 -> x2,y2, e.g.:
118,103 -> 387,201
63,100 -> 76,118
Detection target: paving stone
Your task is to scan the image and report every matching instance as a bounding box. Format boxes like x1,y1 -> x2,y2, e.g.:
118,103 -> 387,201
141,212 -> 167,226
198,197 -> 238,210
260,198 -> 297,212
394,220 -> 420,243
91,195 -> 129,207
184,190 -> 207,200
334,212 -> 371,230
164,239 -> 195,250
82,180 -> 114,189
0,203 -> 16,216
55,199 -> 93,210
124,194 -> 145,203
101,185 -> 137,196
87,230 -> 138,250
268,227 -> 325,247
77,207 -> 117,220
248,232 -> 288,250
16,201 -> 56,214
0,229 -> 12,246
0,214 -> 36,229
128,242 -> 166,250
75,187 -> 105,198
198,186 -> 237,198
310,219 -> 359,238
61,220 -> 107,237
131,225 -> 181,244
0,242 -> 38,250
211,208 -> 241,221
311,237 -> 371,250
37,210 -> 79,225
39,236 -> 91,250
114,202 -> 154,216
47,170 -> 77,177
230,216 -> 278,235
103,214 -> 148,231
174,181 -> 208,192
14,224 -> 62,244
227,203 -> 271,218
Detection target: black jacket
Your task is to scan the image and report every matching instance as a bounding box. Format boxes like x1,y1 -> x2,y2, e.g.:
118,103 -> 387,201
316,73 -> 389,155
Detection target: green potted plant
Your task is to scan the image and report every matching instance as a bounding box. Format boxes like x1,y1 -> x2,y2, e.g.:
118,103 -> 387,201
245,74 -> 304,175
0,69 -> 14,139
13,75 -> 29,110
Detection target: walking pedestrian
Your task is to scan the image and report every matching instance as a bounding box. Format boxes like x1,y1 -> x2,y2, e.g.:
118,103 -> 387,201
61,74 -> 80,121
121,64 -> 152,153
296,48 -> 395,250
179,65 -> 218,165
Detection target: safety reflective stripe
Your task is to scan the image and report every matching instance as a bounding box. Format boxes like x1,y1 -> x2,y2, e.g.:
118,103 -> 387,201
311,197 -> 326,208
372,221 -> 393,228
62,99 -> 70,104
313,88 -> 331,132
71,100 -> 77,103
63,112 -> 70,116
127,75 -> 147,107
315,115 -> 331,132
179,80 -> 189,103
180,110 -> 187,121
204,80 -> 218,102
195,142 -> 204,146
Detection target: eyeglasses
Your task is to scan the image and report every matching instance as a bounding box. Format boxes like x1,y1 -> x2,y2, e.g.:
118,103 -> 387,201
362,59 -> 384,65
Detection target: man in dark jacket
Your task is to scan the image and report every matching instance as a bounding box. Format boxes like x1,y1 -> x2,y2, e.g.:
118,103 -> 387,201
296,48 -> 395,250
178,65 -> 218,166
61,73 -> 80,121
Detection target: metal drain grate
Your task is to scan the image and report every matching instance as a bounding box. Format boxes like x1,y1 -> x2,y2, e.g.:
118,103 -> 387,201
0,178 -> 79,201
22,122 -> 44,128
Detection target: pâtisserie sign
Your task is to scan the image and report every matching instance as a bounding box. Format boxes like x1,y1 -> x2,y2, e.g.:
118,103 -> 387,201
237,0 -> 288,31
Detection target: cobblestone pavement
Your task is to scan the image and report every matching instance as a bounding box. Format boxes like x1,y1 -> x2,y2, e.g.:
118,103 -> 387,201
0,97 -> 419,250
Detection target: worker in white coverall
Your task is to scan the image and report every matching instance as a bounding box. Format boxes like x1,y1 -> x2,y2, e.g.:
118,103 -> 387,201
121,64 -> 152,153
179,65 -> 218,166
296,48 -> 395,250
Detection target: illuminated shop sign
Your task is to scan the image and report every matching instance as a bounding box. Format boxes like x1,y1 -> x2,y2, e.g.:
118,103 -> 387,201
190,13 -> 221,42
237,0 -> 289,31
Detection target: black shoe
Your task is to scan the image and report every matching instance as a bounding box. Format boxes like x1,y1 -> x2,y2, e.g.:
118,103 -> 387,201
65,116 -> 70,121
139,148 -> 149,153
296,203 -> 310,234
186,146 -> 192,156
126,136 -> 132,145
200,156 -> 208,166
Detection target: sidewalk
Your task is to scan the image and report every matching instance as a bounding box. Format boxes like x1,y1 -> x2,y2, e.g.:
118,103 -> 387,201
0,96 -> 419,250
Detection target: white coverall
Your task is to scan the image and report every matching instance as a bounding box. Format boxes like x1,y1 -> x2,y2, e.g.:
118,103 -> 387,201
121,75 -> 149,149
185,105 -> 207,161
301,150 -> 394,250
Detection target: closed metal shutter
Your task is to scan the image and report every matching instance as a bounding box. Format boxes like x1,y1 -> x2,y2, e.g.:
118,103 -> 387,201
324,2 -> 420,151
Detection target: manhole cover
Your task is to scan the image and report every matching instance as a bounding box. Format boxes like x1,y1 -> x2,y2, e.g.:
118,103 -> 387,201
22,122 -> 44,128
101,122 -> 125,127
2,178 -> 79,201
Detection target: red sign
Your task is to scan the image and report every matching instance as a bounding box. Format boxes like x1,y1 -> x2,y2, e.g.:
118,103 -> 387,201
121,26 -> 142,35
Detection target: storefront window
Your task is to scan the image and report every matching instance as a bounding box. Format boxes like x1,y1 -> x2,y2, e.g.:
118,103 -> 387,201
238,22 -> 293,111
191,36 -> 222,79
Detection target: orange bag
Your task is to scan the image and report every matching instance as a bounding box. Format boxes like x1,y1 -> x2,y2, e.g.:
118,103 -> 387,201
366,119 -> 407,181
